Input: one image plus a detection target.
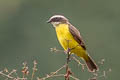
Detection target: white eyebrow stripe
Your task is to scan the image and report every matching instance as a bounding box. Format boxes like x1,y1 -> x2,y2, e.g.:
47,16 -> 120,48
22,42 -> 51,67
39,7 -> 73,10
50,15 -> 68,21
51,15 -> 65,19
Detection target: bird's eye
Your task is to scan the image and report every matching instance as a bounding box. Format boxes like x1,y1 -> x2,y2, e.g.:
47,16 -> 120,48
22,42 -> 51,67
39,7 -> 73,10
52,17 -> 62,22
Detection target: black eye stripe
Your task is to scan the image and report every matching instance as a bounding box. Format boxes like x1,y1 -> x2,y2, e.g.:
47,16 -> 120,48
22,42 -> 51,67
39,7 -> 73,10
52,17 -> 62,22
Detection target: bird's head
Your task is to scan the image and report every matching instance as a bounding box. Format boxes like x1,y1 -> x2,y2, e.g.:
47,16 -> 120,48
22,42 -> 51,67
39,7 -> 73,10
47,15 -> 69,27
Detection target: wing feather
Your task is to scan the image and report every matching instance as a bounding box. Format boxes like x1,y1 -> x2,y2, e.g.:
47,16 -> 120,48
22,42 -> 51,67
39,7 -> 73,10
68,24 -> 86,50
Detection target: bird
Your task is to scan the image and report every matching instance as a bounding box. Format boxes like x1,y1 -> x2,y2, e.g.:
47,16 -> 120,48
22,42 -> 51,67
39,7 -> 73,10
47,15 -> 98,72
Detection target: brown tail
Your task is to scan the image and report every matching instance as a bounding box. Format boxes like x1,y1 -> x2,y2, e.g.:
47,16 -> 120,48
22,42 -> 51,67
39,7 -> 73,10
84,55 -> 98,72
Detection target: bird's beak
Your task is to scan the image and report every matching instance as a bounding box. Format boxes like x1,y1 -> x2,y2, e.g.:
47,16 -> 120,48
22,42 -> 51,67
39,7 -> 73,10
46,19 -> 51,23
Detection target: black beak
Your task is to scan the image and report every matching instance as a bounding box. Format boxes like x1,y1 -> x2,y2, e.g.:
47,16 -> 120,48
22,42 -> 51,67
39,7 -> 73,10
46,19 -> 51,23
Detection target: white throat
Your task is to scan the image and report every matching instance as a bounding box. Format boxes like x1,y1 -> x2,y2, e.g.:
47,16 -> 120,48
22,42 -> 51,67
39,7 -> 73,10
51,22 -> 61,27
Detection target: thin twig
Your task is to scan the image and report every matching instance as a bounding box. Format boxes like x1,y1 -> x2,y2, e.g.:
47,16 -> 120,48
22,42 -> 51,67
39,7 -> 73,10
71,56 -> 85,71
51,64 -> 66,75
0,71 -> 13,79
37,74 -> 64,80
31,60 -> 37,80
37,74 -> 80,80
0,71 -> 27,80
39,64 -> 66,80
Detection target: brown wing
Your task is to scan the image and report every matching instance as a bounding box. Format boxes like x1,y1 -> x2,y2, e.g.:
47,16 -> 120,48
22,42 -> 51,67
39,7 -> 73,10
68,24 -> 86,50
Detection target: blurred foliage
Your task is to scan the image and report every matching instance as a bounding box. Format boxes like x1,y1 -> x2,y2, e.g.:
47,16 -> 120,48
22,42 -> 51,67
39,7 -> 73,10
0,0 -> 120,80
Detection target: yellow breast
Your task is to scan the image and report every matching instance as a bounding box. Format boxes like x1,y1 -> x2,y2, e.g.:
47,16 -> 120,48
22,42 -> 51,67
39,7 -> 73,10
55,24 -> 86,57
56,24 -> 74,49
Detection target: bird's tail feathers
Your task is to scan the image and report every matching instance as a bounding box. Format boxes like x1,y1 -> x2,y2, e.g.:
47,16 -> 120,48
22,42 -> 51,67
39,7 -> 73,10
84,54 -> 99,72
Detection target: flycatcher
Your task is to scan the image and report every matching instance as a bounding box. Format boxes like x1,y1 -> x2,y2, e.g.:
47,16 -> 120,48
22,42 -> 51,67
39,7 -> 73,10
47,15 -> 98,72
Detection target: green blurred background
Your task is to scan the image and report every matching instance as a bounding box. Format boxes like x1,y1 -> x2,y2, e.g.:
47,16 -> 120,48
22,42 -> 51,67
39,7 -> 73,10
0,0 -> 119,80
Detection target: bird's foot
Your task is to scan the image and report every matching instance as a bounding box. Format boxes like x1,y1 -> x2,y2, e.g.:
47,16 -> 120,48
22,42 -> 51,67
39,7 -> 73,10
64,48 -> 71,54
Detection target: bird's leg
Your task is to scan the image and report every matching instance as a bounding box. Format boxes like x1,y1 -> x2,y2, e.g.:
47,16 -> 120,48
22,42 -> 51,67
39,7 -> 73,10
67,48 -> 71,63
64,39 -> 71,53
64,45 -> 79,54
70,45 -> 80,50
65,39 -> 72,62
64,48 -> 71,54
64,49 -> 71,62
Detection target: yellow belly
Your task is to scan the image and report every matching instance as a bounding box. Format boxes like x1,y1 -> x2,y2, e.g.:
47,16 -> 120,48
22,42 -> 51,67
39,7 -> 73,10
55,24 -> 86,57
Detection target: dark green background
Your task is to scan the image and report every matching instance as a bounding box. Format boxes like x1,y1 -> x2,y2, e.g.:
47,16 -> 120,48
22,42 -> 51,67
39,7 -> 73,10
0,0 -> 119,80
